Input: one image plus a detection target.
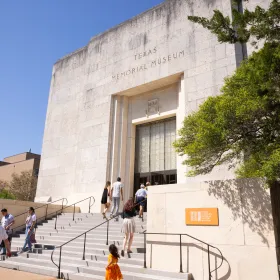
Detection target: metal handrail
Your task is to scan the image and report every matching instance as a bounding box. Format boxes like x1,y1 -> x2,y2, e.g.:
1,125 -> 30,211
10,198 -> 68,234
51,198 -> 147,279
142,232 -> 224,280
11,196 -> 95,234
13,198 -> 68,219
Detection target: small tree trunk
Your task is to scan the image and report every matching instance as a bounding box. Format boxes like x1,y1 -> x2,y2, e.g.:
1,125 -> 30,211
270,180 -> 280,279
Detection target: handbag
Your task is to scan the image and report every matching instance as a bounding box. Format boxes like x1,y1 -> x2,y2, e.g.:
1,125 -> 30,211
30,232 -> 37,244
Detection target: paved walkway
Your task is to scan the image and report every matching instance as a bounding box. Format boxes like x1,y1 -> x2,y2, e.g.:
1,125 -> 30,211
0,267 -> 56,279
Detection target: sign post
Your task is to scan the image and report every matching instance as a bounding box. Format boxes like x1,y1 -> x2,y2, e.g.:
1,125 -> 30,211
185,208 -> 219,226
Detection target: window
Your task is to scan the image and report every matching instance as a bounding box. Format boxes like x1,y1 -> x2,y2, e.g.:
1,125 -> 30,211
134,117 -> 177,191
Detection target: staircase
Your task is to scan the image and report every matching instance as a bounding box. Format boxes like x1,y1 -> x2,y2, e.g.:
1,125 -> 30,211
0,212 -> 192,279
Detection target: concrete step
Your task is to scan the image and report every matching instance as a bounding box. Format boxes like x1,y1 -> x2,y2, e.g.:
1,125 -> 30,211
64,273 -> 104,280
53,216 -> 147,222
61,213 -> 148,217
63,265 -> 190,280
43,249 -> 145,263
9,255 -> 189,280
52,254 -> 189,279
11,239 -> 144,250
43,218 -> 147,226
12,235 -> 144,247
37,225 -> 146,232
15,233 -> 144,242
37,222 -> 146,229
0,260 -> 73,278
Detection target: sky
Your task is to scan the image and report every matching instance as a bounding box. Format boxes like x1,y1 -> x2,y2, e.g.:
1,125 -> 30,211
0,0 -> 164,160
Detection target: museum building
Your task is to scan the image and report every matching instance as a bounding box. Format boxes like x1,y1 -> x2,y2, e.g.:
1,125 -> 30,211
36,1 -> 277,279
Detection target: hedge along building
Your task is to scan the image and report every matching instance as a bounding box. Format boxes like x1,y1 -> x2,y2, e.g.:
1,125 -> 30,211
36,1 -> 277,278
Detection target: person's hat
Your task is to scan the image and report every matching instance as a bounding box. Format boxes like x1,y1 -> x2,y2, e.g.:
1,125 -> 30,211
140,184 -> 145,188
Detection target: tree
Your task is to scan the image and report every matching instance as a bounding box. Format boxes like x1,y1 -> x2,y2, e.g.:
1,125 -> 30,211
174,42 -> 280,182
8,170 -> 37,201
188,0 -> 280,46
173,0 -> 280,274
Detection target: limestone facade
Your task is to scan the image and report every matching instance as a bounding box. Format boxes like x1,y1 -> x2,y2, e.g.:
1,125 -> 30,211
36,0 -> 243,209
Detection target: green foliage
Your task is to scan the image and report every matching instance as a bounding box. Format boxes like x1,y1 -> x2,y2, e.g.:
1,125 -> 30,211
174,0 -> 280,186
188,0 -> 280,45
0,189 -> 16,200
174,43 -> 280,182
9,170 -> 38,201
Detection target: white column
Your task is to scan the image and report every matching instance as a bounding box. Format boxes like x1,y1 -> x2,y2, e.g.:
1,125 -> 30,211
176,74 -> 187,184
119,96 -> 129,201
110,96 -> 121,182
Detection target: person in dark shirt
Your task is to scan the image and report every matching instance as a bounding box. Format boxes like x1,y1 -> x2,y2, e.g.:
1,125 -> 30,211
101,181 -> 111,219
121,198 -> 136,257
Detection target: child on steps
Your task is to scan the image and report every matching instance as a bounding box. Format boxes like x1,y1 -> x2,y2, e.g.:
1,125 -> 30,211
105,244 -> 123,280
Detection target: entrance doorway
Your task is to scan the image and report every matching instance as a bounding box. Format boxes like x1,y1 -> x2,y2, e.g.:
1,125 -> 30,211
134,117 -> 177,194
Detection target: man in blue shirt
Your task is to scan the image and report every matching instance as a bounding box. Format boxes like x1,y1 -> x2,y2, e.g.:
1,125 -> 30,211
0,208 -> 14,255
135,184 -> 148,219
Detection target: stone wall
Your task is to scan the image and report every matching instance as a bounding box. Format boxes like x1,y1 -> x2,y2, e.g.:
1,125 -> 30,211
146,179 -> 278,280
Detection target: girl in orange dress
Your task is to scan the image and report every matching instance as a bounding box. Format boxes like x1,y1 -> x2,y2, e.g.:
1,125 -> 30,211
105,244 -> 123,280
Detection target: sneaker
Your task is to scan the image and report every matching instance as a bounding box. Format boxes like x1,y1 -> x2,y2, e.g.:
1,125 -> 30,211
127,250 -> 133,254
121,250 -> 124,257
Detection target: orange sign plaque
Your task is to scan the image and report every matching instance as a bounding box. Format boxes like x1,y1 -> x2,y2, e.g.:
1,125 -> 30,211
185,208 -> 219,226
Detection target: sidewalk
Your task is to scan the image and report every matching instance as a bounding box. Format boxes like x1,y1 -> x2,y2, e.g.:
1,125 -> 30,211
0,267 -> 56,279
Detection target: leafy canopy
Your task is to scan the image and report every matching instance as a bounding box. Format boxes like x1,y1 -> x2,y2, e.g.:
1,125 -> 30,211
188,0 -> 280,46
0,170 -> 38,201
174,1 -> 280,184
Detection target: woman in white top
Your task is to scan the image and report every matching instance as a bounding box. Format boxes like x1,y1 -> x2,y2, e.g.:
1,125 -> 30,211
21,207 -> 36,253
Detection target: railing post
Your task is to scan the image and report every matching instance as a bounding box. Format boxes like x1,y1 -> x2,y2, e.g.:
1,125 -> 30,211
208,245 -> 211,280
83,233 -> 87,260
58,247 -> 62,279
106,220 -> 109,245
179,234 -> 183,273
45,204 -> 49,220
55,211 -> 58,230
73,204 -> 76,221
144,233 -> 147,268
88,197 -> 91,213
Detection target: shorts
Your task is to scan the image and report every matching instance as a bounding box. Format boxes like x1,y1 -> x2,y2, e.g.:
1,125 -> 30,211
136,196 -> 146,207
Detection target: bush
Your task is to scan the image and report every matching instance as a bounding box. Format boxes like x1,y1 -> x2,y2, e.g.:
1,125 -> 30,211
0,189 -> 16,199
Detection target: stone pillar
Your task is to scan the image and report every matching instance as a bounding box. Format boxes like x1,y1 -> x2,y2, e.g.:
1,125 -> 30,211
110,95 -> 130,202
110,96 -> 121,182
176,74 -> 187,184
